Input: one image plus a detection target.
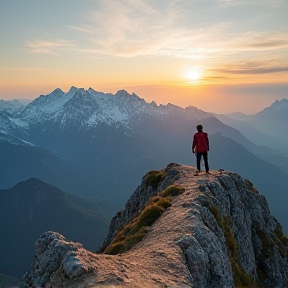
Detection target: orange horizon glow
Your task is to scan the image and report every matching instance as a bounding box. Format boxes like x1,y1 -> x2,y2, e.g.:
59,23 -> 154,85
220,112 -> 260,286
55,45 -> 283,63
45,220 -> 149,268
1,0 -> 287,114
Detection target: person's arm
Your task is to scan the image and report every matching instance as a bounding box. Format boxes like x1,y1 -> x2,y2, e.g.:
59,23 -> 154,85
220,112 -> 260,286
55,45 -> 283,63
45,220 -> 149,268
192,134 -> 196,153
206,133 -> 209,151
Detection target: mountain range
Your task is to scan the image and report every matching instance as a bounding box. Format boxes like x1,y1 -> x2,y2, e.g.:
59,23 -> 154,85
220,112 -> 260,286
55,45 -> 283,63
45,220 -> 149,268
1,87 -> 287,211
214,99 -> 288,154
0,87 -> 287,279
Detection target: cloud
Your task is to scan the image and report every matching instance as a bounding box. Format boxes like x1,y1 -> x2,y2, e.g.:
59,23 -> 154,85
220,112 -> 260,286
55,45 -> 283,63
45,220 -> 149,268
72,0 -> 287,59
26,40 -> 76,55
0,67 -> 49,71
233,31 -> 288,51
84,0 -> 188,57
210,59 -> 288,75
25,0 -> 288,61
218,0 -> 287,7
214,66 -> 288,75
68,26 -> 93,34
70,0 -> 233,59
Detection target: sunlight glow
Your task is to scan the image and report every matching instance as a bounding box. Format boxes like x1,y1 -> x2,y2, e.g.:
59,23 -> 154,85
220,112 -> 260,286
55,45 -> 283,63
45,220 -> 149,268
185,68 -> 201,82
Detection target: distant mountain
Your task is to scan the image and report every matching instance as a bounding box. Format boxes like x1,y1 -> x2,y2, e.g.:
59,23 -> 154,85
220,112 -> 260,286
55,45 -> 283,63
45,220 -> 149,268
253,99 -> 288,149
213,112 -> 276,146
256,98 -> 288,119
215,99 -> 288,152
0,178 -> 108,278
0,99 -> 25,114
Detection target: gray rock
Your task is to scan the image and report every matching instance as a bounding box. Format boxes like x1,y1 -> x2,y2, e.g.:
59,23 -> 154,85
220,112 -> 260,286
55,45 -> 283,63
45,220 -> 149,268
23,231 -> 95,287
177,169 -> 288,288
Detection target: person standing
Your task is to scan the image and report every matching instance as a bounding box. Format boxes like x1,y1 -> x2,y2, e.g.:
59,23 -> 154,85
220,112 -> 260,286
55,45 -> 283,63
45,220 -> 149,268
192,124 -> 210,175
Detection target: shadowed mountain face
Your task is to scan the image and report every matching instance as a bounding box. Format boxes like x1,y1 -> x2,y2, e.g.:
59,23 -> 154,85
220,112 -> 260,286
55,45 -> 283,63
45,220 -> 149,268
0,139 -> 92,194
0,178 -> 108,278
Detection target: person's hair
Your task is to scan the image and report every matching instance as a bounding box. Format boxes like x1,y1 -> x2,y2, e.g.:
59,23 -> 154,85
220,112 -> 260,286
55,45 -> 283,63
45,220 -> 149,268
196,125 -> 203,131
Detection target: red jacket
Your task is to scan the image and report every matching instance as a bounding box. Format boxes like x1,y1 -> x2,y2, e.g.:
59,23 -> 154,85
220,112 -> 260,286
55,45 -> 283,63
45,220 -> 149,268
192,131 -> 209,153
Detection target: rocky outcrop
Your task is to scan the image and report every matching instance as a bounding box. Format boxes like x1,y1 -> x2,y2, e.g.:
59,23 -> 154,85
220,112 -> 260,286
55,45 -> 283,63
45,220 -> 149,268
175,171 -> 288,288
23,164 -> 288,288
23,231 -> 96,287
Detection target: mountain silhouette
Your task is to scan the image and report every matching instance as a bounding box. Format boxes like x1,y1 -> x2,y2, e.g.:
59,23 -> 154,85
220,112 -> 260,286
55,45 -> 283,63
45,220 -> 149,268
0,178 -> 108,278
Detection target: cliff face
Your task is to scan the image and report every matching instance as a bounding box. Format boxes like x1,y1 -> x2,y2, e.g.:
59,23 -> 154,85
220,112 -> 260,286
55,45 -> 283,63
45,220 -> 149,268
23,164 -> 288,288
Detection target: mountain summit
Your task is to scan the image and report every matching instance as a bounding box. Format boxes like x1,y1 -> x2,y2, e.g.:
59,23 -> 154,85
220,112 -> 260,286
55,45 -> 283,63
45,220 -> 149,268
24,164 -> 288,288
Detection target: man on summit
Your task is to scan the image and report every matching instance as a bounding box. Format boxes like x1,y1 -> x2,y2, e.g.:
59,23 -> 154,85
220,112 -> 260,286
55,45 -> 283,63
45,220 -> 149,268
192,124 -> 210,175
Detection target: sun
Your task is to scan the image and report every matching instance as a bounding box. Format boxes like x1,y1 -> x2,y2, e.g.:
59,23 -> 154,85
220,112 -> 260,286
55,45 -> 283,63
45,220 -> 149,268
185,68 -> 201,82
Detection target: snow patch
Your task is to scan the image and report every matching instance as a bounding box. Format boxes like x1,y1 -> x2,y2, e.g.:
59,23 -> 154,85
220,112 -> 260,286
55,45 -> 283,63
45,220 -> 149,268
10,117 -> 29,128
43,87 -> 77,114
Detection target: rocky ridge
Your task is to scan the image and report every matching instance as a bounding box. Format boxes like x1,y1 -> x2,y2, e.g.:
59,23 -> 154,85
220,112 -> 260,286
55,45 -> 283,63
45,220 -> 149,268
23,164 -> 288,288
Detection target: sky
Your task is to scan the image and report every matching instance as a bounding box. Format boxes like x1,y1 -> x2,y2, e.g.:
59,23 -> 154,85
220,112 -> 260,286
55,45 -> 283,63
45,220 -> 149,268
0,0 -> 287,114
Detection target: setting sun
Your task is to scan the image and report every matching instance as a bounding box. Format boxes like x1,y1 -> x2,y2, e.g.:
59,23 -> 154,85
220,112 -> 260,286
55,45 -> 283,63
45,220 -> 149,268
185,68 -> 201,82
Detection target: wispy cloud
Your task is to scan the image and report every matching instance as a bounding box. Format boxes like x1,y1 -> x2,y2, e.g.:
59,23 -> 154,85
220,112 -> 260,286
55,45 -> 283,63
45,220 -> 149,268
68,26 -> 93,34
25,0 -> 288,61
74,0 -> 288,59
84,0 -> 187,57
232,30 -> 288,51
213,66 -> 288,75
209,58 -> 288,75
26,40 -> 76,55
218,0 -> 287,8
0,67 -> 50,71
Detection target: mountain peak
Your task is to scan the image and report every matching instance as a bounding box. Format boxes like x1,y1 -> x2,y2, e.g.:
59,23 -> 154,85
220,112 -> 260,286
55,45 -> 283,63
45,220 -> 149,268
68,86 -> 78,94
1,178 -> 107,278
256,98 -> 288,120
52,87 -> 64,94
24,164 -> 288,288
115,89 -> 131,97
10,177 -> 62,196
270,98 -> 288,109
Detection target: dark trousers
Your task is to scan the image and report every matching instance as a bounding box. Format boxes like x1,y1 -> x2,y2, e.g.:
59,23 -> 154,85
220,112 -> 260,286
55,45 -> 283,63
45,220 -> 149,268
196,152 -> 209,172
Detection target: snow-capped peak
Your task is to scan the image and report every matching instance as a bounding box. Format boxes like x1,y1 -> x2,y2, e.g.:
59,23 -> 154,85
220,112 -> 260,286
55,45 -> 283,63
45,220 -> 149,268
115,90 -> 131,98
0,99 -> 24,114
257,98 -> 288,117
43,87 -> 77,114
67,86 -> 78,95
269,99 -> 288,111
2,86 -> 212,135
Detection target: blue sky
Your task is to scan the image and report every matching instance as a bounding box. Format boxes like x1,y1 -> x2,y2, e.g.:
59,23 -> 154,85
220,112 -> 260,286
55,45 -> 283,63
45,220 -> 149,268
1,0 -> 287,113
